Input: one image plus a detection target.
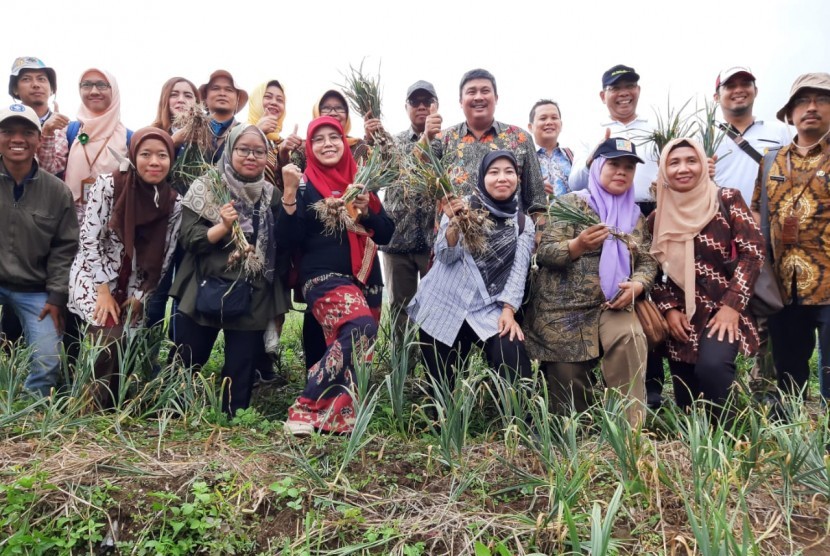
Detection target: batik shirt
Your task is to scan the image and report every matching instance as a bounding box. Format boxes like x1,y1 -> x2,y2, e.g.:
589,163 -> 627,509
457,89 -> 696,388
379,127 -> 437,254
752,137 -> 830,305
430,120 -> 547,213
536,146 -> 572,199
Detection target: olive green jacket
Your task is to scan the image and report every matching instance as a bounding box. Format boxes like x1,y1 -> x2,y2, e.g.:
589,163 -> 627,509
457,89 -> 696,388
170,195 -> 288,331
524,194 -> 657,362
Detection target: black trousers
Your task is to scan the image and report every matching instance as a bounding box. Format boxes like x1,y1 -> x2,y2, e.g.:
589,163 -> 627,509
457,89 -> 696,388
303,311 -> 327,371
669,332 -> 739,412
419,321 -> 532,389
769,303 -> 830,399
169,311 -> 262,416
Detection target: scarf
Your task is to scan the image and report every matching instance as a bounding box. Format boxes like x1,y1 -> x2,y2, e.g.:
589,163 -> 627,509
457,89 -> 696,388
304,116 -> 379,284
574,157 -> 642,301
470,150 -> 520,297
650,138 -> 719,319
109,127 -> 177,291
65,68 -> 128,201
247,80 -> 286,142
312,90 -> 360,147
182,124 -> 276,282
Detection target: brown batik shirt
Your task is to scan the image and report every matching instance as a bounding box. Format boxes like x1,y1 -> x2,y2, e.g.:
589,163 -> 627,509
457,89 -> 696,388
752,137 -> 830,305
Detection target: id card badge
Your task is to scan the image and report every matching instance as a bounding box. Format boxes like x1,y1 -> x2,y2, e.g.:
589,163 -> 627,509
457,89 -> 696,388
81,177 -> 95,204
782,215 -> 799,245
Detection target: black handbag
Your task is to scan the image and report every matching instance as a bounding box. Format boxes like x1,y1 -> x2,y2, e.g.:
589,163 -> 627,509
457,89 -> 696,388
194,198 -> 262,321
195,275 -> 253,320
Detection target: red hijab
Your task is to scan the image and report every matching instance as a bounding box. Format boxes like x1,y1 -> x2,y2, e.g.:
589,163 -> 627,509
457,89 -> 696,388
304,116 -> 378,284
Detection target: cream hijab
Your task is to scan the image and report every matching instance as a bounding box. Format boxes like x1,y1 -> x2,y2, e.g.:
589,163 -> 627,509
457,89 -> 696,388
650,138 -> 719,319
65,68 -> 128,201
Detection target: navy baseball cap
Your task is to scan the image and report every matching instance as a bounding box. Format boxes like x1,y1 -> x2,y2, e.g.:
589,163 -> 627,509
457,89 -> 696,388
602,64 -> 640,88
594,137 -> 644,163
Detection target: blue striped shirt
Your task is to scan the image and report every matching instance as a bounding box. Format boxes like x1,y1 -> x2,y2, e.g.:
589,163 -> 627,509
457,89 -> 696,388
407,211 -> 534,346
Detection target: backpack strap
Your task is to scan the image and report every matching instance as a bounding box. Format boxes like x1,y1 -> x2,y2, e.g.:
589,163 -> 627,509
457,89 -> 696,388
759,146 -> 781,260
562,147 -> 574,164
66,121 -> 81,148
517,211 -> 526,235
719,122 -> 764,164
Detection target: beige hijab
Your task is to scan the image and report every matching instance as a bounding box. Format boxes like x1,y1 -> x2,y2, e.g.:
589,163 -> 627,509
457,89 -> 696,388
650,138 -> 719,319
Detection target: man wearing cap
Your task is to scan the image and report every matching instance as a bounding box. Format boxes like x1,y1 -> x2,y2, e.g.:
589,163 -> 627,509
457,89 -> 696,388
198,70 -> 249,163
711,66 -> 790,395
713,66 -> 790,204
8,56 -> 69,176
571,65 -> 658,212
423,68 -> 547,216
753,73 -> 830,402
528,99 -> 573,199
380,80 -> 440,355
0,103 -> 79,396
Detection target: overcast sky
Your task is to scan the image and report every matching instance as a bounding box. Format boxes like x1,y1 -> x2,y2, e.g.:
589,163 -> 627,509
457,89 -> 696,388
6,0 -> 829,150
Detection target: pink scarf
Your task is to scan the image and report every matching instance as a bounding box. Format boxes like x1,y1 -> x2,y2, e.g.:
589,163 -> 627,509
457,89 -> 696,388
64,68 -> 128,201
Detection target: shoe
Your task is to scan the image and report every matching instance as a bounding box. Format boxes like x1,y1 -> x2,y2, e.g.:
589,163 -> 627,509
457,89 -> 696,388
284,420 -> 314,436
253,366 -> 284,387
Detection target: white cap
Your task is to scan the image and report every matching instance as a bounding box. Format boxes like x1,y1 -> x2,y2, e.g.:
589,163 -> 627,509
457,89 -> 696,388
0,103 -> 41,132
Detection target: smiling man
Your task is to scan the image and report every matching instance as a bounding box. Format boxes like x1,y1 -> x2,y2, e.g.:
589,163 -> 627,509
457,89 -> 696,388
198,70 -> 248,162
571,64 -> 658,213
8,56 -> 69,176
528,99 -> 573,199
753,73 -> 830,403
0,103 -> 78,396
712,66 -> 790,204
424,69 -> 546,216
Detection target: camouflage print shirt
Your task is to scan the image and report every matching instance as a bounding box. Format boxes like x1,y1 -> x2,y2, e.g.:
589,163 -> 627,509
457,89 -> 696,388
430,120 -> 547,214
379,127 -> 437,255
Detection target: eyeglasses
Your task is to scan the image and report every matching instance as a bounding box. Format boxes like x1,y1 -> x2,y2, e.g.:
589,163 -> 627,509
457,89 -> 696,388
605,82 -> 638,93
792,94 -> 830,108
310,133 -> 343,146
407,97 -> 435,108
234,147 -> 267,159
79,81 -> 111,91
319,106 -> 347,115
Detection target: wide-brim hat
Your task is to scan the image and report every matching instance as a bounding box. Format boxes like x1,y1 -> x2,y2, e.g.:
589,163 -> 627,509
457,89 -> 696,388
776,72 -> 830,123
199,70 -> 249,114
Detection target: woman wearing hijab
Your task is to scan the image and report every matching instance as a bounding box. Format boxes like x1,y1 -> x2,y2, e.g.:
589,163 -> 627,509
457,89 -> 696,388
248,79 -> 289,188
68,127 -> 182,408
649,138 -> 763,415
64,68 -> 132,224
525,138 -> 656,425
150,77 -> 200,149
278,116 -> 394,435
169,124 -> 288,416
408,150 -> 535,393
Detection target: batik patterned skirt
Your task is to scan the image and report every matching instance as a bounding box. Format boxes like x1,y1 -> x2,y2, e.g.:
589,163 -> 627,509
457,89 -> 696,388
287,273 -> 380,433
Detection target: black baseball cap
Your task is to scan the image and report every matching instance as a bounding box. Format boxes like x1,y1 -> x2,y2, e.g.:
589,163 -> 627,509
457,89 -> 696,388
602,64 -> 640,88
593,137 -> 644,163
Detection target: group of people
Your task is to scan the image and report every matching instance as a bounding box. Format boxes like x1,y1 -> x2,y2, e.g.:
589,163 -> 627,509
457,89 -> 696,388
1,55 -> 828,435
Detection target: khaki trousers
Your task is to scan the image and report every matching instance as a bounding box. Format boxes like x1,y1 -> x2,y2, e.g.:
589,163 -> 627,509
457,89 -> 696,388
545,308 -> 646,426
382,251 -> 431,352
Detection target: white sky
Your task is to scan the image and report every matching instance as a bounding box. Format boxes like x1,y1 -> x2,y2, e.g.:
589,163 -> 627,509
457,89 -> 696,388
5,0 -> 829,149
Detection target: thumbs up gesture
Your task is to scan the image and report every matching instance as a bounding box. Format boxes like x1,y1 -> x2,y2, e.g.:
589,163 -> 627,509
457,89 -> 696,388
279,123 -> 304,164
42,101 -> 69,139
423,102 -> 442,143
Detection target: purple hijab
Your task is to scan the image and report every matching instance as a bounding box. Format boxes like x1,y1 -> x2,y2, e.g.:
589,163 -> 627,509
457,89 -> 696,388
575,158 -> 641,301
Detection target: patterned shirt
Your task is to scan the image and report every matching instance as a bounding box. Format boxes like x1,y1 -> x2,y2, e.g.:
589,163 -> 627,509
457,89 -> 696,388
431,120 -> 547,213
36,111 -> 69,176
68,174 -> 182,325
380,127 -> 437,254
536,146 -> 573,199
651,188 -> 763,364
751,137 -> 830,305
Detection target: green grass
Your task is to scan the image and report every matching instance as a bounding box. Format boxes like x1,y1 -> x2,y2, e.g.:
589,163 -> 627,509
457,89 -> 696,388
0,307 -> 827,555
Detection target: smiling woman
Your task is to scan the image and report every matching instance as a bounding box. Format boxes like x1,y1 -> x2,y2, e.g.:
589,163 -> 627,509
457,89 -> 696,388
64,68 -> 132,225
67,127 -> 181,408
